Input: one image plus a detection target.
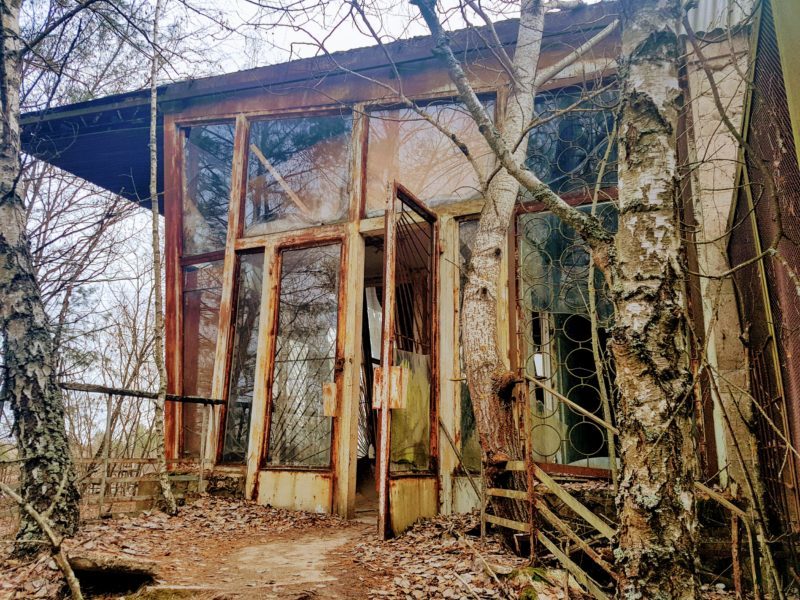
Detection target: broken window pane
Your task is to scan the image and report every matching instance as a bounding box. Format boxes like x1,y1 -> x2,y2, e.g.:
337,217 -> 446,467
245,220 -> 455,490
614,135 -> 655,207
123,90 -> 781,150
365,101 -> 495,216
181,260 -> 224,457
457,220 -> 481,472
182,123 -> 235,256
244,114 -> 353,236
389,206 -> 435,473
518,204 -> 617,468
526,87 -> 618,197
221,252 -> 264,463
267,244 -> 341,468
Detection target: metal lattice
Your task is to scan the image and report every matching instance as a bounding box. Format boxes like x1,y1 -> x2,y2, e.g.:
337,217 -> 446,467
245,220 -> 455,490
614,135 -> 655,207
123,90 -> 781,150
518,204 -> 617,470
516,83 -> 619,471
388,195 -> 435,473
728,0 -> 800,534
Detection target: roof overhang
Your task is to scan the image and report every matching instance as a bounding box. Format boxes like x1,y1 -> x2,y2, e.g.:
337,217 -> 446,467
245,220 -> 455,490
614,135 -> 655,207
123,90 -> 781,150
20,2 -> 619,210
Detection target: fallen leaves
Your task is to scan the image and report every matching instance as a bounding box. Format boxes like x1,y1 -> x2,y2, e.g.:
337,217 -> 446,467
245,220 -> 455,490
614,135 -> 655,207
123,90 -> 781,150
352,512 -> 553,599
1,496 -> 350,599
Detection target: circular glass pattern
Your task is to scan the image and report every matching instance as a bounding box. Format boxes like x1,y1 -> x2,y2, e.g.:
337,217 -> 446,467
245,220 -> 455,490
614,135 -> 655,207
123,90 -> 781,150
531,422 -> 562,458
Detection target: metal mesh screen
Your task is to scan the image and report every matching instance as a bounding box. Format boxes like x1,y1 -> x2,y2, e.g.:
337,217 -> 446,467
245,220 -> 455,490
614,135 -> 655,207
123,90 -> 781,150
729,0 -> 800,533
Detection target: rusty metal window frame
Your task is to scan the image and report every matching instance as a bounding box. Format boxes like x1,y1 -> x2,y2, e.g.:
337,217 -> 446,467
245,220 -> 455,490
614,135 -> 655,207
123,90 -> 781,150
360,93 -> 498,219
260,237 -> 347,472
241,109 -> 355,237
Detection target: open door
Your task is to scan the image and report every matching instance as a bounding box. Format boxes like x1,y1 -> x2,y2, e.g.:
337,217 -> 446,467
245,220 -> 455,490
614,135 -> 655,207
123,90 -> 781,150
376,183 -> 438,538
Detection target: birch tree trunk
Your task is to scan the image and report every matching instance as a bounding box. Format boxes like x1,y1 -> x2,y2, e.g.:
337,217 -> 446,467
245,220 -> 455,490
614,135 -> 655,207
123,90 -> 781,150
612,0 -> 697,596
0,0 -> 80,551
458,0 -> 545,467
416,0 -> 698,594
148,0 -> 177,516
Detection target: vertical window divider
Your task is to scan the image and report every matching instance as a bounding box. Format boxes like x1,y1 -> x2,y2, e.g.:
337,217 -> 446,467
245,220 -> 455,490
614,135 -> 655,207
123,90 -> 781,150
164,114 -> 183,459
350,102 -> 369,222
245,241 -> 278,499
210,114 -> 250,465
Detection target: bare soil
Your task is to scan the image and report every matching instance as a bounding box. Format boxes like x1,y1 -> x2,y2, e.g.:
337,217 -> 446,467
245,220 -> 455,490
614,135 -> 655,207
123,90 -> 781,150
1,497 -> 533,599
1,497 -> 743,599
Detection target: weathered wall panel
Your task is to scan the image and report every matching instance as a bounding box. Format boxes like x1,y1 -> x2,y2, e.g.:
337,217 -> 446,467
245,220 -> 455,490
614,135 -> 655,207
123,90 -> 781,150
389,478 -> 437,534
256,471 -> 333,513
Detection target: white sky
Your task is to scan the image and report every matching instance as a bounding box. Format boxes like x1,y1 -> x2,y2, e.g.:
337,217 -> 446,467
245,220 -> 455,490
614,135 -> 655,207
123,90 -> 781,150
159,0 -> 521,82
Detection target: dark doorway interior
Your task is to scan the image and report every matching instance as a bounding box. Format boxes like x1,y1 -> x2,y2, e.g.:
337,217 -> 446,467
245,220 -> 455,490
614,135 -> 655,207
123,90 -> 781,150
355,236 -> 384,520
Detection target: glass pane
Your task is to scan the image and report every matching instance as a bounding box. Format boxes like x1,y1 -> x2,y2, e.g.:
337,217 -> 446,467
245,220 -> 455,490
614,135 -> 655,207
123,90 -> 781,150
182,123 -> 235,256
518,204 -> 617,467
525,87 -> 618,197
267,244 -> 341,467
221,252 -> 264,463
365,101 -> 495,216
245,114 -> 353,236
457,220 -> 481,471
181,260 -> 224,457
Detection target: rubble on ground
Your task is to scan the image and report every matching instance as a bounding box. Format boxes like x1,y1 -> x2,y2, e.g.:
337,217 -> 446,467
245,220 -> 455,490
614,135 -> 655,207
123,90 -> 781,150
0,498 -> 765,599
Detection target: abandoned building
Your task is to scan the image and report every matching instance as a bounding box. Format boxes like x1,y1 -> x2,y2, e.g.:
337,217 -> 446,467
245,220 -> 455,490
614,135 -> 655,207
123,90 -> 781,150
18,0 -> 800,582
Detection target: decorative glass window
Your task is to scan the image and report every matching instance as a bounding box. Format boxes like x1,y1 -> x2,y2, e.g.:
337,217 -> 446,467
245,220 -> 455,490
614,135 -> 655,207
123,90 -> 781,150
181,260 -> 224,457
244,114 -> 353,236
518,204 -> 617,468
365,100 -> 495,216
526,87 -> 618,197
182,123 -> 235,256
221,251 -> 264,463
266,244 -> 341,468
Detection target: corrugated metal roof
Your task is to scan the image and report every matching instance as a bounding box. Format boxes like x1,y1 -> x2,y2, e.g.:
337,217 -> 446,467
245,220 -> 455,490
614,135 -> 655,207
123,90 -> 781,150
686,0 -> 755,34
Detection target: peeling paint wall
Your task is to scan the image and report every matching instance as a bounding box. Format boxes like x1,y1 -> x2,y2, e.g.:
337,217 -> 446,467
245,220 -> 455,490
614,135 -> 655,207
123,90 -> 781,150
683,31 -> 754,487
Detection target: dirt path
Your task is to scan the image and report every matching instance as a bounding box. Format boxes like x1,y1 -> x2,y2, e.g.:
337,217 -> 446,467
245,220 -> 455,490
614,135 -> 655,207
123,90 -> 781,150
147,523 -> 379,599
3,498 -> 535,599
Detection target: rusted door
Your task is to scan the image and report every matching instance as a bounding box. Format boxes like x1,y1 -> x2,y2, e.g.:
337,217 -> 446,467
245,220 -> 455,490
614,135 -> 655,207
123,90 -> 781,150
376,183 -> 438,539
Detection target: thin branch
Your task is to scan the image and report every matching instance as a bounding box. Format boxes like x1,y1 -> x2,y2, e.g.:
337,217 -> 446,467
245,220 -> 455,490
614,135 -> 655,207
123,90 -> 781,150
20,0 -> 107,58
0,481 -> 84,600
412,0 -> 613,254
534,18 -> 619,89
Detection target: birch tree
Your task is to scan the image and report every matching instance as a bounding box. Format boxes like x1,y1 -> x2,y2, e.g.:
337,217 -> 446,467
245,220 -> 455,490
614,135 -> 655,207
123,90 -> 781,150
0,0 -> 81,550
148,0 -> 178,515
411,0 -> 697,596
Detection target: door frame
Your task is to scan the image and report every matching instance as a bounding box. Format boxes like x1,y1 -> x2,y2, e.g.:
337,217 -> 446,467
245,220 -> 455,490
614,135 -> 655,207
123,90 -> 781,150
376,182 -> 440,538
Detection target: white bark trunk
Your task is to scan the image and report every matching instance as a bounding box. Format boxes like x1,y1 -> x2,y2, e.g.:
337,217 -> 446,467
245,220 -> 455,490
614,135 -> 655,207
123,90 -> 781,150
459,0 -> 545,465
612,0 -> 697,596
417,2 -> 698,593
0,0 -> 81,552
148,0 -> 177,516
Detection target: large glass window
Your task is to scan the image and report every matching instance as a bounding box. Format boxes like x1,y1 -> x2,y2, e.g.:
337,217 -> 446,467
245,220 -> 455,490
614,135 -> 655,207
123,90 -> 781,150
221,252 -> 265,463
518,204 -> 617,468
525,87 -> 618,197
266,244 -> 341,468
365,101 -> 495,216
181,260 -> 224,457
244,114 -> 353,236
182,123 -> 236,256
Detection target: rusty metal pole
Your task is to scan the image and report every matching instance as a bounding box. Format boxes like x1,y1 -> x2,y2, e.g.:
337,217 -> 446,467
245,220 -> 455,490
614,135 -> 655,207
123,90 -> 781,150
98,392 -> 112,516
199,405 -> 209,493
